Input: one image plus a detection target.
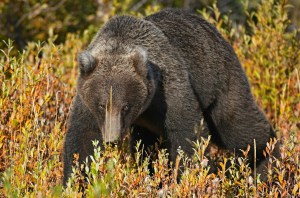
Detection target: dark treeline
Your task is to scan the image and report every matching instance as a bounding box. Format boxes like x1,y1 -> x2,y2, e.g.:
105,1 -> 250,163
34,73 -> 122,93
0,0 -> 299,50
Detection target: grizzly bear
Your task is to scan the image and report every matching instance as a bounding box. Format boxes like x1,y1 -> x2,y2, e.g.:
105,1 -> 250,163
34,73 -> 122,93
63,8 -> 278,185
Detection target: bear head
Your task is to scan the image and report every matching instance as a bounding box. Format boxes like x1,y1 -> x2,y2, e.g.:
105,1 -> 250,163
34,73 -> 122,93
76,46 -> 156,143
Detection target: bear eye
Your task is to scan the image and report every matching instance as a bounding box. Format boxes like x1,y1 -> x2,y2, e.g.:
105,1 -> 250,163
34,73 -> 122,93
122,105 -> 130,113
99,104 -> 106,111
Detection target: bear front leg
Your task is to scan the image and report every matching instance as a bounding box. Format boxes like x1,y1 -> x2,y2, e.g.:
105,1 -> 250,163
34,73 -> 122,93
130,125 -> 161,174
163,87 -> 203,174
63,95 -> 101,186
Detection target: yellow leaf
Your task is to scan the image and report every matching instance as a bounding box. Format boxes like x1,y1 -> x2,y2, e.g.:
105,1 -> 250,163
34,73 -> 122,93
292,183 -> 299,195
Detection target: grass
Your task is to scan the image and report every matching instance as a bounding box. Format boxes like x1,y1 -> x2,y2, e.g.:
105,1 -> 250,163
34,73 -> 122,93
0,0 -> 299,197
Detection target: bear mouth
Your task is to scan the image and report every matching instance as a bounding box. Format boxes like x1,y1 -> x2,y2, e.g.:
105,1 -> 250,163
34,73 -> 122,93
104,140 -> 121,147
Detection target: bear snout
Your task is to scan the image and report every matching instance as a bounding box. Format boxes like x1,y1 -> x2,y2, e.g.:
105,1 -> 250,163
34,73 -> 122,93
101,109 -> 122,143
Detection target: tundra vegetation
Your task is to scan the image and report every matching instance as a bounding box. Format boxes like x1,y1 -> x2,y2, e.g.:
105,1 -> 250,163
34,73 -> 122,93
0,0 -> 299,197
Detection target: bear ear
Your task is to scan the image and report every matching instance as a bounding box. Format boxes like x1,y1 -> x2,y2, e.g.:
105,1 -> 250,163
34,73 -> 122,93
77,51 -> 96,75
129,47 -> 148,78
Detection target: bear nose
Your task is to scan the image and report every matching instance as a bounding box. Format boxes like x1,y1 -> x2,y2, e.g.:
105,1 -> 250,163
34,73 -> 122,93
106,140 -> 121,147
